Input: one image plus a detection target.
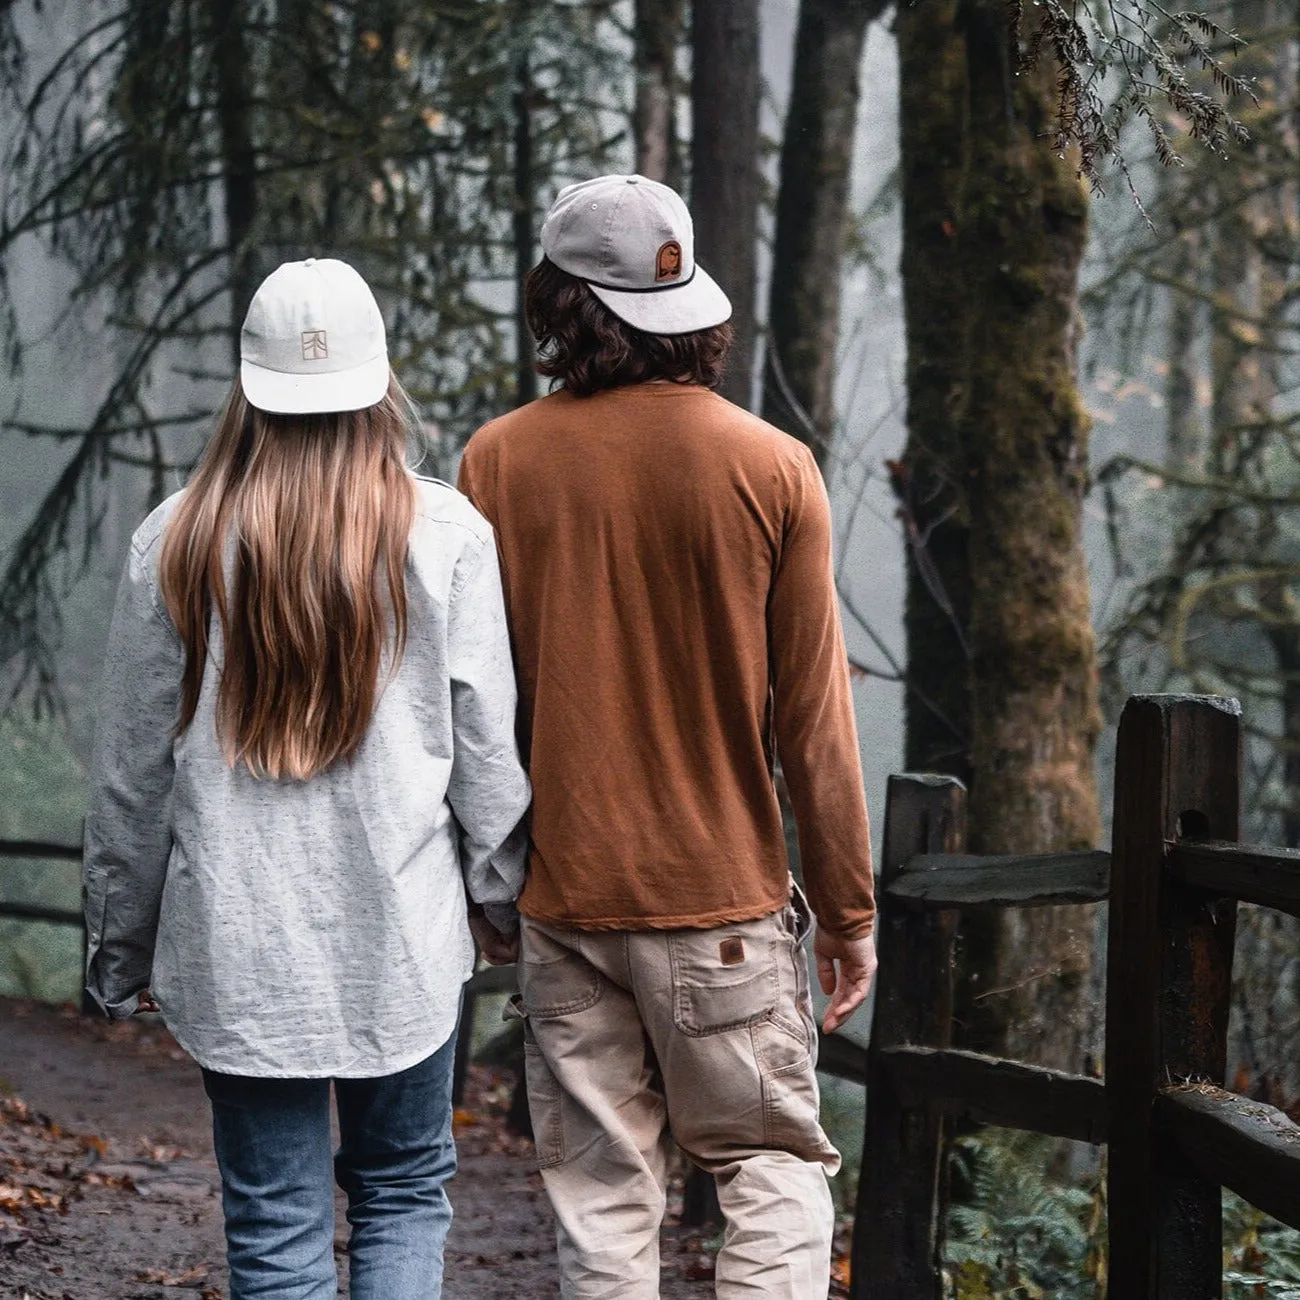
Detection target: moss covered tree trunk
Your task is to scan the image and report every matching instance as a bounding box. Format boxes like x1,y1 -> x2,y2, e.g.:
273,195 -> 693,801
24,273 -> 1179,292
896,0 -> 1102,1067
761,0 -> 882,466
895,0 -> 972,786
690,0 -> 759,409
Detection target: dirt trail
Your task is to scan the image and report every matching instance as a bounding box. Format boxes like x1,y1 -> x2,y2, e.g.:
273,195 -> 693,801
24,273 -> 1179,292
0,998 -> 717,1299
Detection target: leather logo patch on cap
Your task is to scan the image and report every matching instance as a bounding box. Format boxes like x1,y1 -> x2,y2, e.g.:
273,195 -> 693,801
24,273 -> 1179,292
719,937 -> 745,966
301,329 -> 329,360
655,240 -> 683,282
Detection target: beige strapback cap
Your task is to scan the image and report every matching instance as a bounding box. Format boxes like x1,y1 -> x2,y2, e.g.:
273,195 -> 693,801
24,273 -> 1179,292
540,175 -> 732,336
240,258 -> 389,414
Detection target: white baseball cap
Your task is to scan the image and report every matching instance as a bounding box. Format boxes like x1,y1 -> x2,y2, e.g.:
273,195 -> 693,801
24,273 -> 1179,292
240,258 -> 390,414
540,175 -> 732,336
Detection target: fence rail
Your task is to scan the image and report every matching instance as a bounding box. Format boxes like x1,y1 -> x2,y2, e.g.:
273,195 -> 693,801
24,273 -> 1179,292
878,1045 -> 1108,1146
853,693 -> 1300,1300
885,848 -> 1111,910
0,837 -> 89,1010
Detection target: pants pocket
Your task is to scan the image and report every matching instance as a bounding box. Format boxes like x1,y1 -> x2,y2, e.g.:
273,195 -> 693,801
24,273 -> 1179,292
523,1037 -> 566,1169
520,923 -> 603,1019
667,919 -> 780,1038
754,1022 -> 835,1167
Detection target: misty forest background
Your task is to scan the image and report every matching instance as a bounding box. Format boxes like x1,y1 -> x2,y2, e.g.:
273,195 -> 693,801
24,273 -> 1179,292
4,0 -> 1300,1291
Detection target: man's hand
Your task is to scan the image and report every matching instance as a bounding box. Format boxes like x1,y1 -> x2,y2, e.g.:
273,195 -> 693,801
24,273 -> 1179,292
468,914 -> 519,966
814,929 -> 877,1034
135,987 -> 159,1014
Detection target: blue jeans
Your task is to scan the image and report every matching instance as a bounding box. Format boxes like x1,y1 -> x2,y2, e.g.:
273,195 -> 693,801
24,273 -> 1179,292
202,1036 -> 457,1300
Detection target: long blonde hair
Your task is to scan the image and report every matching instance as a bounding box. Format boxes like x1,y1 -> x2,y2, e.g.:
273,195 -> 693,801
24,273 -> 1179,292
159,376 -> 418,781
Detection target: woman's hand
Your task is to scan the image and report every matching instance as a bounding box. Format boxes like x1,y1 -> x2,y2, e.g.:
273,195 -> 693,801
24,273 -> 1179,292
135,987 -> 160,1014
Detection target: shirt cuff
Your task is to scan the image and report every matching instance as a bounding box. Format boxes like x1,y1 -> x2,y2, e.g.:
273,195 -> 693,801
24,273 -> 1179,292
86,985 -> 145,1021
482,900 -> 520,935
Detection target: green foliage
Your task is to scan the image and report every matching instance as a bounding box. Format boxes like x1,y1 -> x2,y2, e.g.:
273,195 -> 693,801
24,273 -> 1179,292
943,1130 -> 1103,1300
1024,0 -> 1250,202
0,712 -> 85,1001
1223,1191 -> 1300,1298
941,1129 -> 1300,1298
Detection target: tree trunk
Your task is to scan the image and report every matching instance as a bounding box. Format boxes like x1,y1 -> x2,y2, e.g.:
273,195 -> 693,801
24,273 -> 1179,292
761,0 -> 881,466
207,0 -> 259,360
896,0 -> 1102,1068
514,50 -> 537,407
690,0 -> 758,408
895,0 -> 972,786
633,0 -> 684,188
1165,225 -> 1203,471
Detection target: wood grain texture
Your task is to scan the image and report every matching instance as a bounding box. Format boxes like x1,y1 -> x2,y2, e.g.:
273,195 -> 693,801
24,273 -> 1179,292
880,1045 -> 1107,1145
1168,839 -> 1300,919
887,850 -> 1110,909
853,774 -> 966,1300
1105,694 -> 1240,1300
1157,1084 -> 1300,1233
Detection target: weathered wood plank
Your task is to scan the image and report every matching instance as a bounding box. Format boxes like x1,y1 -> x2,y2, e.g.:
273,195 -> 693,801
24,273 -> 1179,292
854,773 -> 966,1300
1168,839 -> 1300,920
0,839 -> 82,861
1106,695 -> 1241,1300
886,850 -> 1110,909
880,1045 -> 1107,1145
0,901 -> 83,927
1158,1085 -> 1300,1233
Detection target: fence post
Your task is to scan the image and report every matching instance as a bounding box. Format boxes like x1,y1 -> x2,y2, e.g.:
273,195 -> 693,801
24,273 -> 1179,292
853,773 -> 967,1300
1107,695 -> 1240,1300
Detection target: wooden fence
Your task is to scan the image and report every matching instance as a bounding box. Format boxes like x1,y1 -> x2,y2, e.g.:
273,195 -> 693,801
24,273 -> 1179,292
852,692 -> 1300,1300
7,692 -> 1300,1298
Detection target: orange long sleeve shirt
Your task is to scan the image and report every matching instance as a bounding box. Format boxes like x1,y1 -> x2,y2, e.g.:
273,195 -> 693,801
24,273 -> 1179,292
458,382 -> 875,939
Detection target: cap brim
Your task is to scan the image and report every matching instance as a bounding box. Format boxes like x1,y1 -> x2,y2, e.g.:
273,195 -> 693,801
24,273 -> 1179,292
587,265 -> 732,336
240,352 -> 390,415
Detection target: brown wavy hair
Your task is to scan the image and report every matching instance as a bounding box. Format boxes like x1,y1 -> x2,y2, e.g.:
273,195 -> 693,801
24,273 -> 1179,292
158,376 -> 418,781
525,256 -> 733,396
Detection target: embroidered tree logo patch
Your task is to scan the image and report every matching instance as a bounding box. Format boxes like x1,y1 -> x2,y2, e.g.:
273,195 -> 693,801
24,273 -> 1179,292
655,240 -> 682,282
301,329 -> 329,360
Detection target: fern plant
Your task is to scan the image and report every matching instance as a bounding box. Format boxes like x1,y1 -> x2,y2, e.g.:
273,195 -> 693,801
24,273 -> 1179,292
1223,1191 -> 1300,1298
943,1130 -> 1103,1300
941,1129 -> 1300,1299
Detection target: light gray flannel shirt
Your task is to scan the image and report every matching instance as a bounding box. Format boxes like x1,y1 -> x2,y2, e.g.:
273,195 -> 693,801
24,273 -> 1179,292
83,476 -> 531,1078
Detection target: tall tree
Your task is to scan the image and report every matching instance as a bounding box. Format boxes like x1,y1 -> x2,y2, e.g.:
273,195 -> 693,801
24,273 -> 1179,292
894,0 -> 1102,1065
690,0 -> 759,409
632,0 -> 683,188
761,0 -> 881,466
513,44 -> 537,408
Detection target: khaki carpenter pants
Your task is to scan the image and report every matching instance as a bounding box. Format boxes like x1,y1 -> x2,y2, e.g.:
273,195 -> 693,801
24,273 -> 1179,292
515,903 -> 839,1299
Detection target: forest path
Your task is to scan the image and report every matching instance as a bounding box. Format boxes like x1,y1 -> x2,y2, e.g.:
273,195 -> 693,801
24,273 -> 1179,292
0,998 -> 716,1299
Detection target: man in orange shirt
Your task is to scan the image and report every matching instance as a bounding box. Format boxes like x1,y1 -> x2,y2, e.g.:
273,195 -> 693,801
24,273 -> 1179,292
459,174 -> 877,1299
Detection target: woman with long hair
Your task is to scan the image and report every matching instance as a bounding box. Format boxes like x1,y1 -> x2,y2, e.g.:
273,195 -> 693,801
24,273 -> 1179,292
83,258 -> 529,1299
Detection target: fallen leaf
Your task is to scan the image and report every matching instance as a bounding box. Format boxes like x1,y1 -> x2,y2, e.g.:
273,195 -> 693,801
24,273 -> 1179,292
683,1255 -> 716,1281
